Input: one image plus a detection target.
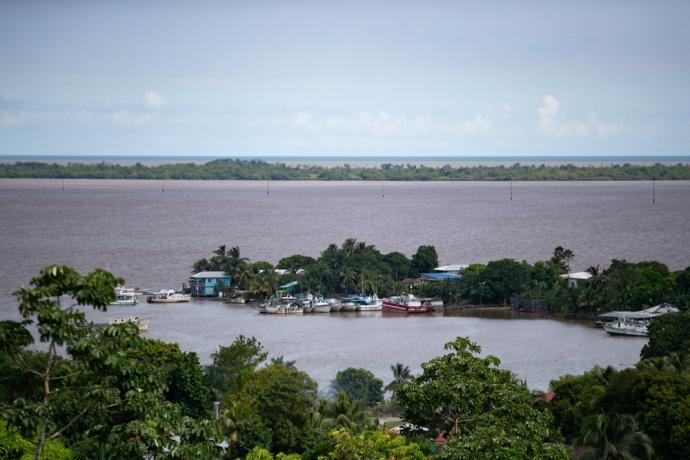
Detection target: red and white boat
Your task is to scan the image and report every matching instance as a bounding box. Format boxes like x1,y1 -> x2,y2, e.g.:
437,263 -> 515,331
383,295 -> 433,313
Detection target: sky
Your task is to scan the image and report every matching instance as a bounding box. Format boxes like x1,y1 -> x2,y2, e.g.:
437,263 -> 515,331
1,0 -> 689,157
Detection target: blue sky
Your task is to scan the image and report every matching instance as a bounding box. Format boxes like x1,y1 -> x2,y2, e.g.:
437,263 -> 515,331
1,0 -> 689,156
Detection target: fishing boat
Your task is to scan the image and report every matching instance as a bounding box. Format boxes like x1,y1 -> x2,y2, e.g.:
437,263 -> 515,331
602,317 -> 649,337
598,303 -> 679,336
109,315 -> 152,332
355,294 -> 383,311
383,294 -> 433,313
311,298 -> 331,313
110,287 -> 138,306
265,303 -> 303,315
147,289 -> 191,304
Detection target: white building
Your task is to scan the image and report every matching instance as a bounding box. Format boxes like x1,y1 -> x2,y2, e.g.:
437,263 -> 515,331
560,271 -> 593,288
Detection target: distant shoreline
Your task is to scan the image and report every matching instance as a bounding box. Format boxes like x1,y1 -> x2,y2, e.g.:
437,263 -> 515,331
1,157 -> 690,181
1,154 -> 689,168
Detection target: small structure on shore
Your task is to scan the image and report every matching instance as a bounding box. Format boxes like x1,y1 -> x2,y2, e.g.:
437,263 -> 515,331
560,271 -> 593,288
189,271 -> 232,297
433,264 -> 469,275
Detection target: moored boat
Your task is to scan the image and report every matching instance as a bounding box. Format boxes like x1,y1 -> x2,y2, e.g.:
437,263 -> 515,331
383,294 -> 433,313
109,315 -> 152,332
265,303 -> 304,315
602,318 -> 649,337
147,289 -> 191,304
110,287 -> 138,306
355,294 -> 383,311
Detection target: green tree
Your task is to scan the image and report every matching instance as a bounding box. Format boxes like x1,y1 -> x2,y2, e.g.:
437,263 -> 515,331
205,335 -> 268,400
385,363 -> 413,400
277,255 -> 317,272
411,246 -> 438,276
384,252 -> 412,281
397,337 -> 568,459
0,265 -> 121,459
0,265 -> 221,460
0,420 -> 73,460
319,428 -> 430,459
575,413 -> 653,460
331,368 -> 384,407
229,364 -> 318,456
550,246 -> 575,273
641,311 -> 690,359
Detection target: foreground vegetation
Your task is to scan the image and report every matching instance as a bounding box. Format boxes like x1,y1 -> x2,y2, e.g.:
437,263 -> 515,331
1,265 -> 688,459
194,241 -> 690,317
2,158 -> 690,181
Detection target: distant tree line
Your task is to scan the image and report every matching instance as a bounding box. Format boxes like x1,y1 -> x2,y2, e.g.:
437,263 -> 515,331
2,158 -> 690,180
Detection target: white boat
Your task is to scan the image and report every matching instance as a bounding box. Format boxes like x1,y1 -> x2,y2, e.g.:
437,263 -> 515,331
265,303 -> 303,315
147,289 -> 191,304
109,315 -> 152,332
311,299 -> 331,313
355,294 -> 383,311
602,318 -> 649,337
110,287 -> 137,306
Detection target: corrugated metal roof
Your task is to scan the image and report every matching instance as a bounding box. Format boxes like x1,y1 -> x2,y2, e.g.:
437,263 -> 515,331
434,264 -> 469,272
560,272 -> 593,280
420,272 -> 461,280
191,271 -> 229,278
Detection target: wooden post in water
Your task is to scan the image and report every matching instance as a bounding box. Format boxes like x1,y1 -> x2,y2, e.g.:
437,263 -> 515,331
652,179 -> 655,204
161,180 -> 165,193
61,179 -> 64,191
266,179 -> 270,196
510,180 -> 513,201
382,180 -> 385,198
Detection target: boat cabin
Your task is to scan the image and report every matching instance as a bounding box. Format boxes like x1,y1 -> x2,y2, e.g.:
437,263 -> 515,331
189,271 -> 232,297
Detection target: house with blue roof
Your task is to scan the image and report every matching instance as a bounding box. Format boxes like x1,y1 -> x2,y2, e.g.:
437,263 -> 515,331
189,271 -> 232,297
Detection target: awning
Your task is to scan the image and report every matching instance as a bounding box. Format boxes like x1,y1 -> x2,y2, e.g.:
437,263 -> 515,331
277,280 -> 299,293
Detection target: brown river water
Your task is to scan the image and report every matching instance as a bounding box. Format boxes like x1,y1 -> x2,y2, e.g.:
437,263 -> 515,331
2,179 -> 689,391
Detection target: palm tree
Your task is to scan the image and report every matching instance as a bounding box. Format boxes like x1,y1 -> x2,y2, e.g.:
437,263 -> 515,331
213,245 -> 227,257
385,363 -> 413,399
233,263 -> 252,289
576,412 -> 653,460
340,267 -> 358,294
587,265 -> 601,277
341,238 -> 358,258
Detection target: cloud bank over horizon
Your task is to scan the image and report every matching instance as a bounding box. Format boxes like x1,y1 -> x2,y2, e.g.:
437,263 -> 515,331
0,1 -> 688,156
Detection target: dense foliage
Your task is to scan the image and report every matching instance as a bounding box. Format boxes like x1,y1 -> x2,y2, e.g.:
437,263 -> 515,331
2,264 -> 689,458
398,338 -> 569,459
330,368 -> 384,407
549,311 -> 690,460
3,159 -> 690,181
194,242 -> 689,319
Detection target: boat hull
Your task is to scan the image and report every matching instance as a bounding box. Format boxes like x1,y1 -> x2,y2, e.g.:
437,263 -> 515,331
383,300 -> 433,314
603,323 -> 648,337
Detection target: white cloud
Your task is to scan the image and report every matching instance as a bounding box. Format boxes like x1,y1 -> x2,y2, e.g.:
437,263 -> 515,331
291,111 -> 314,128
537,94 -> 560,134
536,95 -> 620,138
463,115 -> 491,134
326,115 -> 345,128
109,110 -> 154,126
144,91 -> 164,110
